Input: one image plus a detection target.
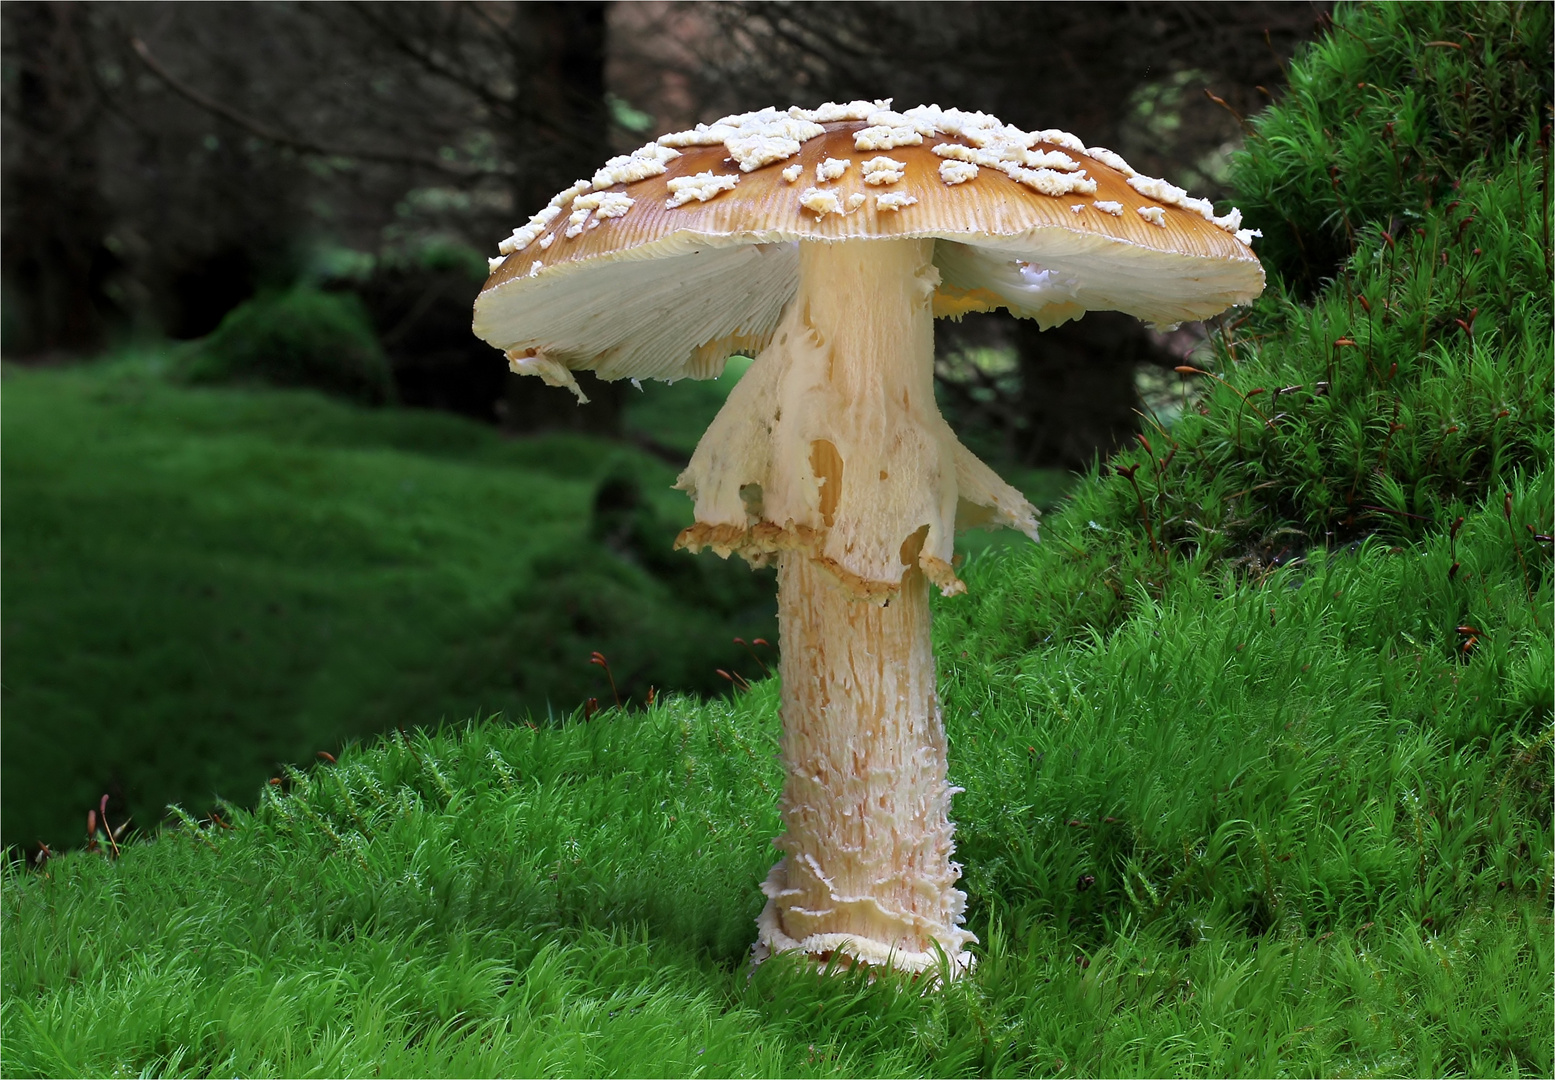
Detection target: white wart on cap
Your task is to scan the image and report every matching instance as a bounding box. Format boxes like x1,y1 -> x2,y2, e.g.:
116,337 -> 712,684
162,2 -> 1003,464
475,101 -> 1264,392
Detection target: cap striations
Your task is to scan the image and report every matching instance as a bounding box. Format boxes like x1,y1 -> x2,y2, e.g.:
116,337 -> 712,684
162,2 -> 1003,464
476,102 -> 1264,386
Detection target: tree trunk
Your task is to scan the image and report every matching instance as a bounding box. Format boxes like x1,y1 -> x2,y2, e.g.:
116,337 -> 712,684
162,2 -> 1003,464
1,2 -> 116,356
1011,310 -> 1154,470
501,1 -> 626,436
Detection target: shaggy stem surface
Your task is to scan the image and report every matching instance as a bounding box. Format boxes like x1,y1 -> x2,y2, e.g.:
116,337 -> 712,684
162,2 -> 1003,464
751,238 -> 975,974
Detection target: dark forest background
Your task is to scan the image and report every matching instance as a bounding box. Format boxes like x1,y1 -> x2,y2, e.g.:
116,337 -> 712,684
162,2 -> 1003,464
4,0 -> 1328,466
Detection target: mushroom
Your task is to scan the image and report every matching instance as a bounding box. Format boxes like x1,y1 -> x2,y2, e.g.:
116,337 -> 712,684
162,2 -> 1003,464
474,101 -> 1264,977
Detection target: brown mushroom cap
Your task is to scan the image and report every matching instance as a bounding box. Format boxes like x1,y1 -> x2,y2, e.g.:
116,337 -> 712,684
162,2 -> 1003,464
474,102 -> 1264,386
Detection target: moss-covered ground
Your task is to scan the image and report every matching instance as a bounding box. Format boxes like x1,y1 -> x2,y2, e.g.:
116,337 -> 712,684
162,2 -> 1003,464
0,353 -> 792,850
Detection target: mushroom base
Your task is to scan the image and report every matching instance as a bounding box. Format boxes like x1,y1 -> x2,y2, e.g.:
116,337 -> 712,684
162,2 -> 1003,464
756,553 -> 975,979
754,864 -> 975,979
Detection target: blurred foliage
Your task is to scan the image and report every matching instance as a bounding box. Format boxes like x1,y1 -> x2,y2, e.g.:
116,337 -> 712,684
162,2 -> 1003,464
357,236 -> 507,423
179,287 -> 396,406
498,492 -> 779,712
622,355 -> 753,458
374,234 -> 490,283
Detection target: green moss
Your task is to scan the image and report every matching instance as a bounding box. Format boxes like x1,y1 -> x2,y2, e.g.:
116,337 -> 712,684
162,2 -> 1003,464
1229,1 -> 1552,293
0,365 -> 772,849
945,0 -> 1551,664
180,287 -> 395,405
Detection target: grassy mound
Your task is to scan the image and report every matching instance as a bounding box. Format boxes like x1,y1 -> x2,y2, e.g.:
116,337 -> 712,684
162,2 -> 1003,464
3,4 -> 1550,1076
947,0 -> 1551,658
180,287 -> 396,405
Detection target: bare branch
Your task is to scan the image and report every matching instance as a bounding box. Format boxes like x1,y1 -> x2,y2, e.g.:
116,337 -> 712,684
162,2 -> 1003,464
343,4 -> 515,118
128,34 -> 494,177
339,3 -> 577,151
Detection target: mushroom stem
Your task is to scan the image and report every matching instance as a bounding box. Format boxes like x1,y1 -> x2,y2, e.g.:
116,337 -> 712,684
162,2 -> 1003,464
744,237 -> 975,975
758,553 -> 975,975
